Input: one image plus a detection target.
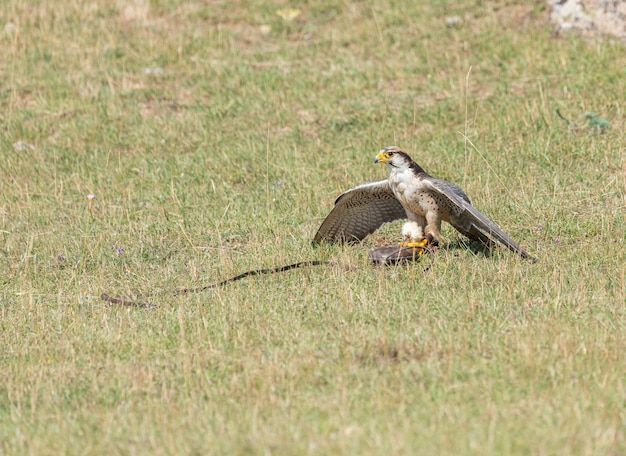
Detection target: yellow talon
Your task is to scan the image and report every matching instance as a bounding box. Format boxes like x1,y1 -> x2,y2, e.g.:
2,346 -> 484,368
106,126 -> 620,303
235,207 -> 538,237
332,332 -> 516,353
398,238 -> 429,248
395,238 -> 430,257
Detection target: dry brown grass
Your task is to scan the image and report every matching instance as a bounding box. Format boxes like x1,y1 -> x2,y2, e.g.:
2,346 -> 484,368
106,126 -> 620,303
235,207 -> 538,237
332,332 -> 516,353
1,0 -> 625,454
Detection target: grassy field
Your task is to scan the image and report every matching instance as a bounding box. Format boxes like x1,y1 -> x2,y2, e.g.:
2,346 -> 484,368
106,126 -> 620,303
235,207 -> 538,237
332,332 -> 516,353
1,0 -> 625,453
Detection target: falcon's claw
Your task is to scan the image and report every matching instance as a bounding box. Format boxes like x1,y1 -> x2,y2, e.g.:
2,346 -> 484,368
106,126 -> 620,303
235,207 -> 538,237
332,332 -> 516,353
398,238 -> 429,249
425,233 -> 439,247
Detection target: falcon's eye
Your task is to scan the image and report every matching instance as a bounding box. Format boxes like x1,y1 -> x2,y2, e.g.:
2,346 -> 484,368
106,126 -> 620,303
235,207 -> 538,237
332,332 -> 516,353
386,151 -> 395,158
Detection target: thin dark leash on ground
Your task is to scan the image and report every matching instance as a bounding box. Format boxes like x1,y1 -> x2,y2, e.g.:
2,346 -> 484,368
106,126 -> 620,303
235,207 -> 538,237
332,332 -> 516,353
101,260 -> 346,308
101,249 -> 435,309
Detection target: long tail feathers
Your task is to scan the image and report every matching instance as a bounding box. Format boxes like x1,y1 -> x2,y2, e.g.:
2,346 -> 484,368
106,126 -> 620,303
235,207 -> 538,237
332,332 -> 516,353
456,205 -> 536,262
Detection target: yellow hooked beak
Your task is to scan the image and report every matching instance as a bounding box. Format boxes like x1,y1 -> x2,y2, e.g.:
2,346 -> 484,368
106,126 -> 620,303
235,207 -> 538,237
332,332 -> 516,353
374,151 -> 388,164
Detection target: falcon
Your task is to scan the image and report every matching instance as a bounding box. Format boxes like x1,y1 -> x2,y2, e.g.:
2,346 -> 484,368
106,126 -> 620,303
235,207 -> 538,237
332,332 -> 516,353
313,146 -> 536,261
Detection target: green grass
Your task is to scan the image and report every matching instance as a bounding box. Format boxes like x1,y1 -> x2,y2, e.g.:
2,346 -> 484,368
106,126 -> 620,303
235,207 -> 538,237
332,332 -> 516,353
1,0 -> 625,454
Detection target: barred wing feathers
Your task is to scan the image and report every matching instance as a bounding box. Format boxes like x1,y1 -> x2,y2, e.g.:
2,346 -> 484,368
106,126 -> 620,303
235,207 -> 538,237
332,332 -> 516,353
313,180 -> 407,244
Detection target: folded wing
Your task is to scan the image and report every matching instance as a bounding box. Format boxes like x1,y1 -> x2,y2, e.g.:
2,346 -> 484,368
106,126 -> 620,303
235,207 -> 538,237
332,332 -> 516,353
313,180 -> 407,244
422,178 -> 536,261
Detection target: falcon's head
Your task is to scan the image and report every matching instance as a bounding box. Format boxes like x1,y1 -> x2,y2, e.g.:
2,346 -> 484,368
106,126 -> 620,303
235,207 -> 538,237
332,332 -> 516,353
374,146 -> 412,169
375,146 -> 427,175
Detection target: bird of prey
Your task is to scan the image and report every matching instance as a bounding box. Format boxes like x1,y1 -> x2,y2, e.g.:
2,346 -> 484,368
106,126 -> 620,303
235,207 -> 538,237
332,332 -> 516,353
313,146 -> 535,261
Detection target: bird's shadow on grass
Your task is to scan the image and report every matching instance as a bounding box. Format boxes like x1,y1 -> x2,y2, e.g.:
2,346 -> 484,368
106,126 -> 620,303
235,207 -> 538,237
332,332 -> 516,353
440,238 -> 495,258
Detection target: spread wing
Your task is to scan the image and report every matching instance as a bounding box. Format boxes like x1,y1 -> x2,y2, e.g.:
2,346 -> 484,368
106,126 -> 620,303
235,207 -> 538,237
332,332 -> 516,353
422,177 -> 536,261
313,179 -> 407,244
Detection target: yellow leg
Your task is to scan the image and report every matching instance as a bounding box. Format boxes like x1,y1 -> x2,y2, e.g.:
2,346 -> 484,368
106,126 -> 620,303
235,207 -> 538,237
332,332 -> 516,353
398,238 -> 429,248
399,239 -> 428,256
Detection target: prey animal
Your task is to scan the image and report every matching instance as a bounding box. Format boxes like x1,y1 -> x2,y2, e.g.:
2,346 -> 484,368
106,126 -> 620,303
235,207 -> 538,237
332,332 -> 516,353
313,146 -> 535,261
